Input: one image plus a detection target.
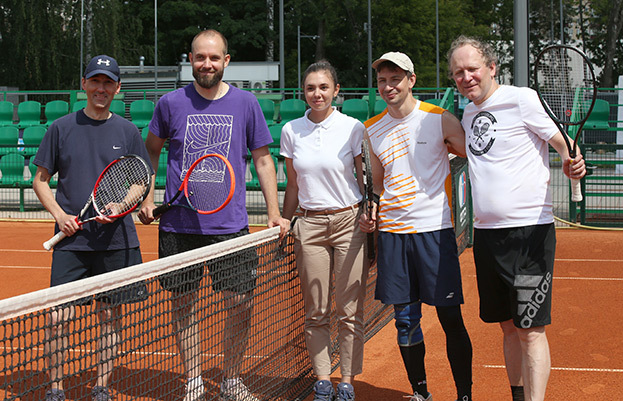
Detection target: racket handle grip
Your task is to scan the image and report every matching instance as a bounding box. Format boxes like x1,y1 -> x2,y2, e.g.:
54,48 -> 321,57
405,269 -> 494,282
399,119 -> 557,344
571,178 -> 582,202
43,231 -> 67,251
367,234 -> 375,260
153,203 -> 170,218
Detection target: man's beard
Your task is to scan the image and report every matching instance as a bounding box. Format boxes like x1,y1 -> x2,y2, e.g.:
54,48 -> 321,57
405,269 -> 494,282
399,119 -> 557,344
193,67 -> 224,89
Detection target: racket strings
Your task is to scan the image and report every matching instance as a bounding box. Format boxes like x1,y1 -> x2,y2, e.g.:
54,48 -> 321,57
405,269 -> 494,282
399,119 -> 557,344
185,156 -> 233,213
93,157 -> 151,217
536,47 -> 595,124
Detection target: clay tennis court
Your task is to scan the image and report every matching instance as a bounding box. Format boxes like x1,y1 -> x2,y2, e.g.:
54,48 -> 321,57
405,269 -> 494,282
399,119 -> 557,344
1,221 -> 621,400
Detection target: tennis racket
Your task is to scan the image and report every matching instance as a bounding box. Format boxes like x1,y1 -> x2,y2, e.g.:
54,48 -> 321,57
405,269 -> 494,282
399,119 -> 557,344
534,44 -> 597,202
43,154 -> 152,251
153,153 -> 235,217
361,138 -> 376,261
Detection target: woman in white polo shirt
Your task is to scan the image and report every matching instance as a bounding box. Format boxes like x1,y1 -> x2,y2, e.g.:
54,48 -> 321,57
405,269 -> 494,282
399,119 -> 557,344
281,60 -> 367,401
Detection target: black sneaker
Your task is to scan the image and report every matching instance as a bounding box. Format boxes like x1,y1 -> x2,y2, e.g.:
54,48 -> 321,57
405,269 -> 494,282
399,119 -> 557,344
44,389 -> 66,401
91,386 -> 113,401
313,380 -> 335,401
336,382 -> 355,401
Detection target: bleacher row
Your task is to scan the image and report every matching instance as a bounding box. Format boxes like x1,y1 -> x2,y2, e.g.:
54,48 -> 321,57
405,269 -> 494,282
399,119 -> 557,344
0,96 -> 399,211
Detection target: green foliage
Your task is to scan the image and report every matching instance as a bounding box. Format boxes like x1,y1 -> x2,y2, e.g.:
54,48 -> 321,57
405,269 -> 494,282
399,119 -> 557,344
0,0 -> 617,90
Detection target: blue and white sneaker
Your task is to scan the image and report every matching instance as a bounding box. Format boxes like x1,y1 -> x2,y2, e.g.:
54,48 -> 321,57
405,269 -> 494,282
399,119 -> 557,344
313,380 -> 335,401
336,382 -> 355,401
405,392 -> 432,401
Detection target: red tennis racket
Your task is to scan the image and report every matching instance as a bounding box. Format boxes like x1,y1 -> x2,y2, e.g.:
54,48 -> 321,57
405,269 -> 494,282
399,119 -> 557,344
153,153 -> 235,217
43,154 -> 152,251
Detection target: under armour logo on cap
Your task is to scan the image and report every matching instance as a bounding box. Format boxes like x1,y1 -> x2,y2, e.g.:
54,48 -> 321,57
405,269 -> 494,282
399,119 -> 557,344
84,55 -> 120,82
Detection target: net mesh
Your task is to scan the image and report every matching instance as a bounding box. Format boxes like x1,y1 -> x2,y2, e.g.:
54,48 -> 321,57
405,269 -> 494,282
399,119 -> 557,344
93,156 -> 151,218
535,46 -> 596,126
0,227 -> 393,401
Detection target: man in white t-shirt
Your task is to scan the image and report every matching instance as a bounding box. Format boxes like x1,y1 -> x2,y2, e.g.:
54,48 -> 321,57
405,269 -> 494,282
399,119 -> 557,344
448,36 -> 586,401
359,52 -> 473,401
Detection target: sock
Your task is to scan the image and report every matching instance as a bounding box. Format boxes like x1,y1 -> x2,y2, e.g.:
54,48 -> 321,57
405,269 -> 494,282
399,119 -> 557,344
399,343 -> 428,396
511,385 -> 525,401
224,377 -> 241,389
187,376 -> 203,390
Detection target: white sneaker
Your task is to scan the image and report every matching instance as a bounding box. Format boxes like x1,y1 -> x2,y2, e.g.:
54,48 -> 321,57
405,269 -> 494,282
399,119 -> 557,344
183,380 -> 206,401
219,378 -> 259,401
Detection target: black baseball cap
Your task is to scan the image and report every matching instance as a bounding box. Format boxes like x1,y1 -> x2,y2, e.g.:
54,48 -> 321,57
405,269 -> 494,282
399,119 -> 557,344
84,55 -> 120,82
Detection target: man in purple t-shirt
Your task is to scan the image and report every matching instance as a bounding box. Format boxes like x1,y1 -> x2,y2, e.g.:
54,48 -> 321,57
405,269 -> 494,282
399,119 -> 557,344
138,29 -> 288,401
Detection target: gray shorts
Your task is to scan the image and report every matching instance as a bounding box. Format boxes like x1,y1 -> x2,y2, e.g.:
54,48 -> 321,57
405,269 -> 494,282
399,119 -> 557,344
158,229 -> 258,294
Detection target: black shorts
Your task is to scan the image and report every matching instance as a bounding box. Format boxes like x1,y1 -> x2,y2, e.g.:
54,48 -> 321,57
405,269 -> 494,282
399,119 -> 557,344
158,229 -> 258,294
51,248 -> 147,305
473,223 -> 556,328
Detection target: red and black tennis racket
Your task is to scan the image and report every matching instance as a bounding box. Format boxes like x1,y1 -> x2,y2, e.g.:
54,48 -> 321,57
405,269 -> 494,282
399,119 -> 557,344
43,154 -> 152,250
361,139 -> 376,261
153,153 -> 235,217
534,44 -> 597,202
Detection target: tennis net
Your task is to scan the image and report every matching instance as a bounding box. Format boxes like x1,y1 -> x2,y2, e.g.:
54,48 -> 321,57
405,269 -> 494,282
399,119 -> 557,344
0,227 -> 394,401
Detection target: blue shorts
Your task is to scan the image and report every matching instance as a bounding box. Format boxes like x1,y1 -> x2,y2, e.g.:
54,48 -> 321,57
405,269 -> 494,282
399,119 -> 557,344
51,248 -> 146,305
375,228 -> 464,306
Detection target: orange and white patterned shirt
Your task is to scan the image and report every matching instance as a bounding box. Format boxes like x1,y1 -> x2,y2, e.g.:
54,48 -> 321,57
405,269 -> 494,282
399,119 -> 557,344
365,100 -> 453,234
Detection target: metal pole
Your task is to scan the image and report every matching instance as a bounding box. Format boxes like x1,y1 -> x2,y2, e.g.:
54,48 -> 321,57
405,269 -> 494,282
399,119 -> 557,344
279,0 -> 285,93
513,0 -> 529,87
80,0 -> 84,85
560,0 -> 564,44
296,25 -> 301,92
435,0 -> 440,94
154,0 -> 158,93
367,0 -> 372,89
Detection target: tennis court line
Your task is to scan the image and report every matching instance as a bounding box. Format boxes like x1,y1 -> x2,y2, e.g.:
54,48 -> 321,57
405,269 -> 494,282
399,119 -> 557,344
464,274 -> 623,281
556,258 -> 623,263
483,364 -> 623,373
0,345 -> 270,360
0,265 -> 50,270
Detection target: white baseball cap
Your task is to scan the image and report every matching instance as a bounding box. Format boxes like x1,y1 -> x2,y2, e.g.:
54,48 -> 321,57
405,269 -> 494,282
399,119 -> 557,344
372,52 -> 414,74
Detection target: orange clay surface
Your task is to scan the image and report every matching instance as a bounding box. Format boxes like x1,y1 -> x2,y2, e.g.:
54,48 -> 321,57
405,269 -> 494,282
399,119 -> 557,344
1,221 -> 621,400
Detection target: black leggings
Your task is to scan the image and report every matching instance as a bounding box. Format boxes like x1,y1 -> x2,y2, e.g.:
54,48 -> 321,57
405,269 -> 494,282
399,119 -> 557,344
436,305 -> 473,397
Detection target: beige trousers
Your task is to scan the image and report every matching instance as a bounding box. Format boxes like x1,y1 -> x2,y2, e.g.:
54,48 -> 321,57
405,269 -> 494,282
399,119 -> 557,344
293,207 -> 368,377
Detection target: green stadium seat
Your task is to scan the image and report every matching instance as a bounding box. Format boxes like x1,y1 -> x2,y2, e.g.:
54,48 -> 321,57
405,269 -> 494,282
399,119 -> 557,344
110,99 -> 126,117
0,152 -> 26,186
373,99 -> 387,116
585,99 -> 610,130
0,126 -> 19,157
278,98 -> 306,122
268,124 -> 284,150
342,98 -> 369,121
22,126 -> 47,158
44,100 -> 69,126
0,101 -> 14,127
71,100 -> 88,112
258,98 -> 276,125
155,149 -> 168,188
17,101 -> 42,129
130,99 -> 155,129
141,127 -> 150,142
246,157 -> 261,191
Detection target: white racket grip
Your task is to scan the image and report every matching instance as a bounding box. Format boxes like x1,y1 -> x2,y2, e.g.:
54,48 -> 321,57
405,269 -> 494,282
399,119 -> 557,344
570,178 -> 582,202
43,231 -> 67,251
